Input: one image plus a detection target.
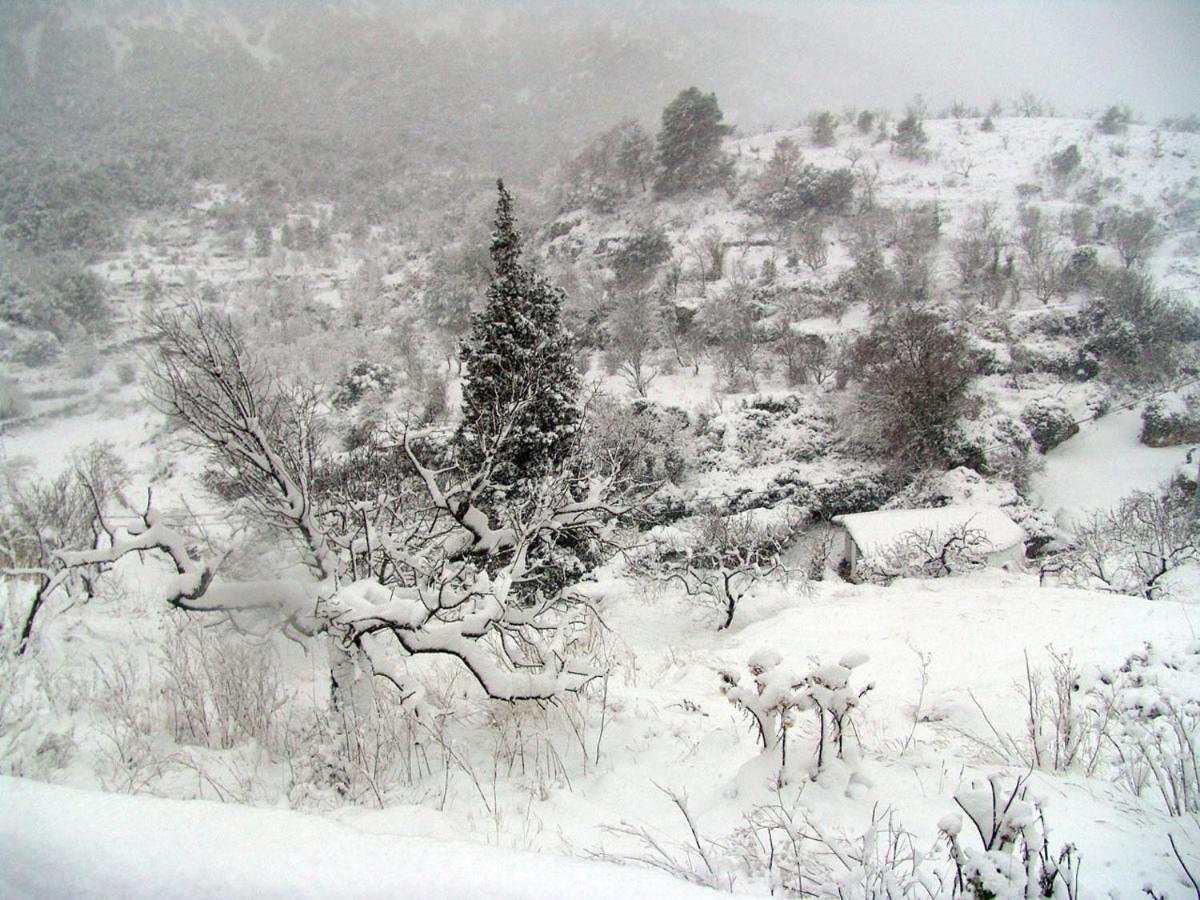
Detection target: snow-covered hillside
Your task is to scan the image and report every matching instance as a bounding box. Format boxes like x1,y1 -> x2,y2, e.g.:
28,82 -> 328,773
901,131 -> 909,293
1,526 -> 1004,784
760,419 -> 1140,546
3,103 -> 1200,898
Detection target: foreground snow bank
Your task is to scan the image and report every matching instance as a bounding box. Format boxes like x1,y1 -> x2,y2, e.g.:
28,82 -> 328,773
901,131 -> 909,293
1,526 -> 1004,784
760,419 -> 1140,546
0,777 -> 727,900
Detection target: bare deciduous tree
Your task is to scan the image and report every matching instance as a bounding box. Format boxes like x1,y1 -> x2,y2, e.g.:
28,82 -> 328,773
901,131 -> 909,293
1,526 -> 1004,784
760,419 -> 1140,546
45,305 -> 632,706
1051,487 -> 1197,599
1106,207 -> 1160,269
605,291 -> 663,397
639,510 -> 799,630
1,445 -> 128,654
796,220 -> 829,273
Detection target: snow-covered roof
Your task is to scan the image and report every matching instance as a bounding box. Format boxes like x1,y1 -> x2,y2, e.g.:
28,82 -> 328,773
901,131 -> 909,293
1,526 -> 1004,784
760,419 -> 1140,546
832,506 -> 1025,558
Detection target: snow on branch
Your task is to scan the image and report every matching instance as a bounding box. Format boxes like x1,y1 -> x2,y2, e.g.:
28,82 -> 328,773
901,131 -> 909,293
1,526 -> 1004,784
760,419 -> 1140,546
57,502 -> 214,609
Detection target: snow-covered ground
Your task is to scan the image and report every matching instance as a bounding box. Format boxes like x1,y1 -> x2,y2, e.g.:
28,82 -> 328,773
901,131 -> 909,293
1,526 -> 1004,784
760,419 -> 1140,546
3,113 -> 1200,898
5,565 -> 1198,897
1033,406 -> 1196,528
0,776 -> 728,900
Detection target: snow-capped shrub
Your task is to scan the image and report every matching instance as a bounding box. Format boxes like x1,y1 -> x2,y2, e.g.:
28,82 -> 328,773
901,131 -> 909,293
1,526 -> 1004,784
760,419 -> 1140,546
609,221 -> 672,287
719,649 -> 872,771
1140,394 -> 1200,447
954,414 -> 1037,487
1020,399 -> 1079,453
6,331 -> 61,367
331,361 -> 397,410
1005,641 -> 1200,816
1012,339 -> 1099,381
943,774 -> 1081,899
586,396 -> 690,487
1102,642 -> 1200,816
696,395 -> 835,472
752,165 -> 855,224
804,466 -> 894,521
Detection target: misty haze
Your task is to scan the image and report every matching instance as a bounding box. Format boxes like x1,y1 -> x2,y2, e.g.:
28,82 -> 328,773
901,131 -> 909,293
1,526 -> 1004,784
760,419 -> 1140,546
1,2 -> 1199,897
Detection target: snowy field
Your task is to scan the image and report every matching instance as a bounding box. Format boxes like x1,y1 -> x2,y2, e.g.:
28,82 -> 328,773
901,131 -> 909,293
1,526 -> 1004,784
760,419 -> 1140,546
3,107 -> 1200,898
1034,406 -> 1196,528
3,566 -> 1198,897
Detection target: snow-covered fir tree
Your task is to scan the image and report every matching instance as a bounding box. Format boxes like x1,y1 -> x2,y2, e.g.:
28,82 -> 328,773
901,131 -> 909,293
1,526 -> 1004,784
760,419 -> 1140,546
456,180 -> 582,503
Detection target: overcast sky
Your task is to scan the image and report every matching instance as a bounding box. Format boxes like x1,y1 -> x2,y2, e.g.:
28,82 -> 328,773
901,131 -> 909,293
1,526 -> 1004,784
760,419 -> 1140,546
690,0 -> 1200,125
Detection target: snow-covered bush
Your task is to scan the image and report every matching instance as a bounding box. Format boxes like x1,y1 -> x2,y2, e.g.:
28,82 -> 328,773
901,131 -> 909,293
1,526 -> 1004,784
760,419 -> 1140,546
1081,267 -> 1200,381
697,395 -> 836,471
1015,649 -> 1108,775
1101,642 -> 1200,816
730,798 -> 952,897
970,643 -> 1198,817
805,464 -> 895,520
955,414 -> 1039,491
719,648 -> 872,772
6,330 -> 61,367
1140,393 -> 1200,447
331,360 -> 397,410
942,774 -> 1081,900
657,775 -> 1081,898
1020,399 -> 1079,453
609,221 -> 671,287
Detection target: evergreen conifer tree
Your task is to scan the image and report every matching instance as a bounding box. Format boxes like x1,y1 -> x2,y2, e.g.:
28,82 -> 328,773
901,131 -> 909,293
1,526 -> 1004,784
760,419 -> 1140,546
456,181 -> 581,503
654,87 -> 734,197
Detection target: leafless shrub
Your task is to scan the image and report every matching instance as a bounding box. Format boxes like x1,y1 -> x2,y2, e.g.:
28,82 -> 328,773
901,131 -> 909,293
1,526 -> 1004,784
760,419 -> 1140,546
159,618 -> 289,752
858,523 -> 991,584
592,785 -> 733,891
1051,487 -> 1197,600
796,220 -> 829,273
92,655 -> 177,794
640,509 -> 801,630
1102,643 -> 1200,817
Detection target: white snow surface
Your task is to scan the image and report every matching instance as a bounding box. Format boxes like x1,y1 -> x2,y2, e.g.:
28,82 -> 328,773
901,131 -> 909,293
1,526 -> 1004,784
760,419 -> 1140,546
0,777 -> 729,900
1033,406 -> 1197,529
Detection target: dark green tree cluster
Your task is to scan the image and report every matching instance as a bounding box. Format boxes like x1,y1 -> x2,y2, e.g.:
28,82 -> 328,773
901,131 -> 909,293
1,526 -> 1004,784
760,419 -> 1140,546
654,88 -> 735,197
747,137 -> 854,227
456,182 -> 582,502
892,111 -> 929,160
